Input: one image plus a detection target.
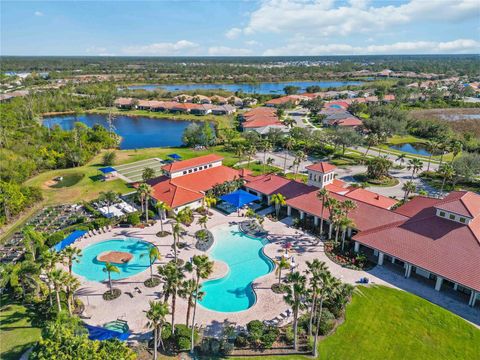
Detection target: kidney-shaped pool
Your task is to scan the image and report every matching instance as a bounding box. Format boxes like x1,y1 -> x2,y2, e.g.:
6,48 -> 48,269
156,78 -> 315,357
199,225 -> 274,313
72,238 -> 154,281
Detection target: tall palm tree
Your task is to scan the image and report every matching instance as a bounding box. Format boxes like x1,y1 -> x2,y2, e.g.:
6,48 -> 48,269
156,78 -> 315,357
305,259 -> 328,337
407,158 -> 424,180
137,183 -> 152,221
325,197 -> 340,240
158,261 -> 185,334
283,137 -> 295,173
395,153 -> 406,165
40,250 -> 60,306
197,215 -> 208,229
425,141 -> 438,172
270,193 -> 286,219
142,167 -> 156,183
103,262 -> 120,295
438,163 -> 455,194
316,188 -> 329,237
274,256 -> 290,285
284,271 -> 307,350
266,157 -> 275,172
143,246 -> 161,281
178,279 -> 202,327
293,150 -> 306,180
155,201 -> 170,233
146,300 -> 170,359
99,190 -> 117,215
64,274 -> 80,315
312,273 -> 341,357
203,195 -> 217,214
245,145 -> 257,169
61,246 -> 82,275
402,180 -> 416,201
339,216 -> 355,252
449,139 -> 463,162
185,255 -> 214,354
261,140 -> 273,173
171,221 -> 185,264
50,269 -> 67,312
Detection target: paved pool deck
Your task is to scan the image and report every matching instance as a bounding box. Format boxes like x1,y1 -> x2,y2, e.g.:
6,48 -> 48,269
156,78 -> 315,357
71,210 -> 479,339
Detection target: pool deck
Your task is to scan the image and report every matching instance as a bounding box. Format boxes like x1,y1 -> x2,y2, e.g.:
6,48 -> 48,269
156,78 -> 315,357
71,210 -> 479,338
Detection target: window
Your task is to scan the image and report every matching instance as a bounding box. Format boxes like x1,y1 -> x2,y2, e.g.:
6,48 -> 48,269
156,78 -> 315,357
188,169 -> 192,173
449,214 -> 455,220
209,164 -> 213,168
183,171 -> 187,175
194,168 -> 197,172
439,211 -> 445,217
459,217 -> 466,223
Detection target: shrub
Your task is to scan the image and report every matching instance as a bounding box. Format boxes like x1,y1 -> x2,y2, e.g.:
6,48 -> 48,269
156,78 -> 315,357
46,231 -> 65,247
247,320 -> 264,344
172,324 -> 198,351
102,151 -> 116,166
127,213 -> 140,226
260,327 -> 279,348
161,323 -> 172,341
234,332 -> 248,348
142,210 -> 155,221
283,325 -> 295,345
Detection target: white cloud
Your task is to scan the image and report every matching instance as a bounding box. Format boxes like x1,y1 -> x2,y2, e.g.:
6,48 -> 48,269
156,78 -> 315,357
208,46 -> 253,56
225,27 -> 242,39
263,39 -> 480,56
243,0 -> 478,37
34,11 -> 43,16
245,40 -> 261,46
121,40 -> 199,56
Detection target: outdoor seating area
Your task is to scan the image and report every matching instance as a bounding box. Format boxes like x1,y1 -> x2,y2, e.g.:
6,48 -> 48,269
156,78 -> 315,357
264,308 -> 293,326
94,199 -> 137,218
239,220 -> 268,237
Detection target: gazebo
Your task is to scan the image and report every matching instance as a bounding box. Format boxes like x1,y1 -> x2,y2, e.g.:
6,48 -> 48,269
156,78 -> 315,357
220,189 -> 260,214
98,166 -> 118,180
168,153 -> 182,161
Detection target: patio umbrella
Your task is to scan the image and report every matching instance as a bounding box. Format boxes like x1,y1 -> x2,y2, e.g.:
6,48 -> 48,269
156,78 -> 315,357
220,190 -> 260,209
168,153 -> 182,161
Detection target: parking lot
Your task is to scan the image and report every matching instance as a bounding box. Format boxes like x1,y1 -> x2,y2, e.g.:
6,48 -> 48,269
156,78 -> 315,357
114,158 -> 164,182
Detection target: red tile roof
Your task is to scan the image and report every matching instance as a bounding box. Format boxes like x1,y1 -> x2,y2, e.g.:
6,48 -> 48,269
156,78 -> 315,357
241,107 -> 283,128
354,192 -> 480,291
343,187 -> 398,209
162,154 -> 224,173
435,191 -> 480,218
147,176 -> 204,208
306,162 -> 336,173
327,117 -> 363,127
325,179 -> 349,194
245,175 -> 313,199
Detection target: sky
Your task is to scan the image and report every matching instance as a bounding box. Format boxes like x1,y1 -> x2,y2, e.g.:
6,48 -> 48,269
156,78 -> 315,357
1,0 -> 480,56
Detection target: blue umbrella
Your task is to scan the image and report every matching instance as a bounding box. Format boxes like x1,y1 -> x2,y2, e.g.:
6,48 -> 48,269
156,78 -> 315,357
168,153 -> 182,160
220,189 -> 260,209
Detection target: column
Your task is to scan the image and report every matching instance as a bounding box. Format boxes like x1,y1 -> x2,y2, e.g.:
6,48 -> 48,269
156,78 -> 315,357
404,263 -> 412,278
314,216 -> 319,226
453,283 -> 458,291
354,241 -> 360,253
378,252 -> 384,266
299,211 -> 305,220
469,291 -> 477,307
347,228 -> 352,237
391,256 -> 396,264
328,223 -> 333,239
435,276 -> 443,291
287,206 -> 292,216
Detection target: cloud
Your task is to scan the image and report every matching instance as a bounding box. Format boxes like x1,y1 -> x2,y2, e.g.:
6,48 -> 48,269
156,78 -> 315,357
243,0 -> 478,37
121,40 -> 199,56
245,40 -> 261,46
263,39 -> 480,56
208,46 -> 253,56
225,27 -> 242,39
34,11 -> 43,16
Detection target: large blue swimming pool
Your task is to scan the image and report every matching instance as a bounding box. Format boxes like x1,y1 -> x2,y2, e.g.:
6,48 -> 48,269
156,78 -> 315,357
72,238 -> 154,281
199,225 -> 274,312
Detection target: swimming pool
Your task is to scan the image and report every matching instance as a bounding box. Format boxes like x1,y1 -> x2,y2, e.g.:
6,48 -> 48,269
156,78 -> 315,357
72,238 -> 154,281
199,225 -> 274,312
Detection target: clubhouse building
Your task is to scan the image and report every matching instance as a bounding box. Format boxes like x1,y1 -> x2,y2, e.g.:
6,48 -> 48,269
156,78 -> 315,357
145,154 -> 479,307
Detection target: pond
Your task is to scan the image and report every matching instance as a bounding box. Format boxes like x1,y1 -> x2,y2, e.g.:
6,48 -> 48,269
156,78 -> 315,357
389,143 -> 432,156
124,80 -> 364,94
43,114 -> 195,149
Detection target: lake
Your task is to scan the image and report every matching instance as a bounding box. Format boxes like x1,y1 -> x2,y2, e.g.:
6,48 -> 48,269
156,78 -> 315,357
43,114 -> 194,150
389,143 -> 432,156
124,80 -> 364,94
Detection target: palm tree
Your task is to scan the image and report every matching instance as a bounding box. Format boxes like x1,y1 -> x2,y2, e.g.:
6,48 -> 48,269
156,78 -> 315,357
437,142 -> 450,166
305,259 -> 328,337
402,180 -> 416,201
284,271 -> 307,350
266,157 -> 275,172
395,153 -> 406,165
364,133 -> 379,156
197,215 -> 208,229
64,274 -> 80,315
270,193 -> 286,219
103,262 -> 120,295
155,201 -> 170,233
142,167 -> 156,182
143,246 -> 161,281
185,255 -> 214,353
61,246 -> 82,275
312,273 -> 341,357
137,183 -> 152,221
50,269 -> 67,312
438,163 -> 455,194
171,221 -> 185,264
283,137 -> 295,173
316,188 -> 329,237
203,195 -> 217,214
158,261 -> 186,335
99,190 -> 117,215
293,151 -> 306,180
407,158 -> 424,180
283,117 -> 296,129
261,140 -> 273,173
339,216 -> 355,252
425,141 -> 438,172
146,300 -> 170,359
40,250 -> 60,306
245,145 -> 257,169
449,139 -> 463,162
178,279 -> 199,326
274,256 -> 290,285
325,197 -> 340,240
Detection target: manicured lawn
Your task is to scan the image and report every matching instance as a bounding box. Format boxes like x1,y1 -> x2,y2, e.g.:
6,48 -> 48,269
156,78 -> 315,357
230,286 -> 480,360
0,296 -> 42,360
387,134 -> 426,145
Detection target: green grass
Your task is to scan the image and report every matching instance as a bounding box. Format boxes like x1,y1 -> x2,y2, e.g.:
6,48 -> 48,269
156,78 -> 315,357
49,172 -> 85,188
236,162 -> 282,176
352,173 -> 400,187
0,296 -> 42,360
88,107 -> 235,129
229,286 -> 480,360
387,134 -> 426,145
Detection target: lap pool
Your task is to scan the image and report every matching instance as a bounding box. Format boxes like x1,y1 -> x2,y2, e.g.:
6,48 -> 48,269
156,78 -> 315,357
199,225 -> 274,312
72,238 -> 154,281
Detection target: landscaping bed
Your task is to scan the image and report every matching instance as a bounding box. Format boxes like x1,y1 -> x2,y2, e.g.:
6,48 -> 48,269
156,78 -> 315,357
353,173 -> 399,187
323,241 -> 375,271
144,276 -> 161,288
195,229 -> 214,251
103,288 -> 121,300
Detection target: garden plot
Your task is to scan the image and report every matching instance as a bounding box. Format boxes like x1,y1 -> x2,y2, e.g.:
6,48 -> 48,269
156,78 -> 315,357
114,158 -> 164,182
